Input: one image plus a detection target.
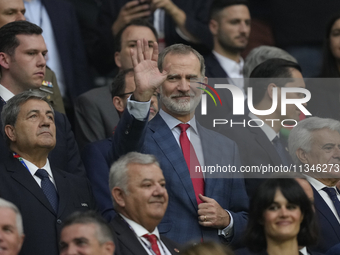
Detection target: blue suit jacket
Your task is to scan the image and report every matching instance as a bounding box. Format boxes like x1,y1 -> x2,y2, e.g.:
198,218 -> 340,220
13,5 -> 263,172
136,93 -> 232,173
107,111 -> 249,246
310,186 -> 340,253
42,0 -> 92,100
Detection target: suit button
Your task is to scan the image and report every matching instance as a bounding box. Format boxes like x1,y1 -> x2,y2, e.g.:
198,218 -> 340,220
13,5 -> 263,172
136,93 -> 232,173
57,219 -> 62,224
125,130 -> 129,134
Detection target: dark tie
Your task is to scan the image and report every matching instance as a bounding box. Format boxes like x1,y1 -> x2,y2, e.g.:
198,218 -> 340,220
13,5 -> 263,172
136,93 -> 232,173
177,124 -> 204,204
35,169 -> 59,213
143,234 -> 161,255
322,187 -> 340,218
272,136 -> 290,166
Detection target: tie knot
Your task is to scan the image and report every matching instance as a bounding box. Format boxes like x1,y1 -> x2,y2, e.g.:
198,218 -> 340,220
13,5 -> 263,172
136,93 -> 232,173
272,136 -> 280,144
323,187 -> 337,197
143,234 -> 158,244
35,169 -> 49,179
177,123 -> 190,133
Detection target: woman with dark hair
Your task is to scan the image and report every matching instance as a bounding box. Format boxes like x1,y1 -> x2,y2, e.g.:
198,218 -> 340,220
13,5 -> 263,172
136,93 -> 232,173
307,13 -> 340,120
244,178 -> 318,255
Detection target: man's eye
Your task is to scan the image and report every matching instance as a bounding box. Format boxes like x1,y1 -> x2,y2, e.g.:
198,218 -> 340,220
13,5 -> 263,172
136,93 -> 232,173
128,44 -> 137,48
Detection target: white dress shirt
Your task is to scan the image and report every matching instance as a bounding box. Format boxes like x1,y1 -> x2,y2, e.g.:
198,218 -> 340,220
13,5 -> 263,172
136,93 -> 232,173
213,50 -> 244,94
120,214 -> 172,255
0,84 -> 15,102
305,175 -> 340,223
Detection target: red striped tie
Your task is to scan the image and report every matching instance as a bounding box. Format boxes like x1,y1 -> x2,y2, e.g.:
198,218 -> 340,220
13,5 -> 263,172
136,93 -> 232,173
143,234 -> 161,255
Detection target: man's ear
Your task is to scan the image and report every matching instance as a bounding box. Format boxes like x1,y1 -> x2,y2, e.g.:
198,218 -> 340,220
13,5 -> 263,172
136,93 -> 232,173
296,148 -> 309,164
112,96 -> 124,113
103,241 -> 115,255
4,125 -> 17,142
0,52 -> 11,70
111,187 -> 126,208
114,52 -> 122,68
209,19 -> 219,35
267,83 -> 277,101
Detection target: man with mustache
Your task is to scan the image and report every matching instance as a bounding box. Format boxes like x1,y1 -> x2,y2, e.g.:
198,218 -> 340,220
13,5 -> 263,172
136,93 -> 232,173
109,152 -> 180,255
0,90 -> 96,255
109,41 -> 248,246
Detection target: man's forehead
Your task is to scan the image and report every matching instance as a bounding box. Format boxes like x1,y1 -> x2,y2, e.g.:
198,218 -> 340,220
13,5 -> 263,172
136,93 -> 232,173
311,128 -> 340,144
15,34 -> 46,49
122,25 -> 156,42
0,0 -> 25,10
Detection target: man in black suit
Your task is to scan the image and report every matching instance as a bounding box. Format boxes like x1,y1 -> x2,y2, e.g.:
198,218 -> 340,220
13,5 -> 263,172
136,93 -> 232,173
109,152 -> 180,255
0,20 -> 84,176
0,91 -> 96,255
60,211 -> 115,255
216,58 -> 306,196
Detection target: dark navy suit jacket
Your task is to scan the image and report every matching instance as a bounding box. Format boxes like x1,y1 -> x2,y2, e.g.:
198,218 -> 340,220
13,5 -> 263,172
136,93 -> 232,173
107,111 -> 249,246
311,186 -> 340,253
42,0 -> 92,100
0,154 -> 96,255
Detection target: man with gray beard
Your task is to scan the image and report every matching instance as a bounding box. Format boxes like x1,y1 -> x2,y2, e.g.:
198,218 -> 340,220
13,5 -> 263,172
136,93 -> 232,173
109,41 -> 248,247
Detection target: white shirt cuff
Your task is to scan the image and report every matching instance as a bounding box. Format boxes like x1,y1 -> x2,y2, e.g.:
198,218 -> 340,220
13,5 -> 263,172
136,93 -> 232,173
218,210 -> 234,239
127,95 -> 151,121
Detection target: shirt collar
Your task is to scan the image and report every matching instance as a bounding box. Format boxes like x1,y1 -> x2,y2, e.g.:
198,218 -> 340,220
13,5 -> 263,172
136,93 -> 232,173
305,175 -> 339,194
212,50 -> 244,77
120,214 -> 160,239
22,158 -> 53,178
248,112 -> 278,141
159,109 -> 198,135
0,84 -> 15,102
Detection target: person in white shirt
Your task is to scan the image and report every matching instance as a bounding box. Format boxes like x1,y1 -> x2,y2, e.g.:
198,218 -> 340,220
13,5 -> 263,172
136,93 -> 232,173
205,0 -> 251,93
109,152 -> 180,255
288,116 -> 340,254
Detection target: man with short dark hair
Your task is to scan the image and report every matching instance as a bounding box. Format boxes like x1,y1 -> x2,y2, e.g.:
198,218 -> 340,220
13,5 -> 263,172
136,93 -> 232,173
216,58 -> 306,197
0,20 -> 85,176
0,90 -> 96,255
60,211 -> 115,255
81,69 -> 158,221
289,117 -> 340,253
109,152 -> 179,255
205,0 -> 250,88
74,19 -> 158,149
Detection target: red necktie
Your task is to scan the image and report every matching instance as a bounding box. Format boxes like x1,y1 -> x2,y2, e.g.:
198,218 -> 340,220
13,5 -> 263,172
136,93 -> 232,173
177,124 -> 204,204
143,234 -> 161,255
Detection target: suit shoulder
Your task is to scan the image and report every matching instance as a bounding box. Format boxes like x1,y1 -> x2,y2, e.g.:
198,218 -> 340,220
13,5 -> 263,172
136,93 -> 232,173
199,124 -> 238,146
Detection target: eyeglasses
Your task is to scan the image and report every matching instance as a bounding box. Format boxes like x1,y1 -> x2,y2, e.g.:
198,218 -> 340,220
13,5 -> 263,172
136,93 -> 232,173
116,91 -> 134,97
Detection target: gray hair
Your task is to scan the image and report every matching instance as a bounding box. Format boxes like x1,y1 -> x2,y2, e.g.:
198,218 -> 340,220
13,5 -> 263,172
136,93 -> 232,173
158,43 -> 205,78
288,117 -> 340,165
61,211 -> 113,244
109,152 -> 160,208
0,198 -> 24,236
244,46 -> 297,79
1,90 -> 54,146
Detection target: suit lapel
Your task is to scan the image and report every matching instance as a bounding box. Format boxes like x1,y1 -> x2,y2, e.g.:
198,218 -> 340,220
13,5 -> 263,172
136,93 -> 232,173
148,115 -> 198,209
6,156 -> 56,215
160,236 -> 180,255
205,54 -> 228,78
53,168 -> 69,216
111,216 -> 149,255
313,186 -> 340,239
247,118 -> 283,166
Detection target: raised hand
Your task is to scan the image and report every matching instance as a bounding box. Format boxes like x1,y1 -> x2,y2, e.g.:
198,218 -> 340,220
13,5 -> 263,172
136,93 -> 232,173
130,38 -> 169,102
